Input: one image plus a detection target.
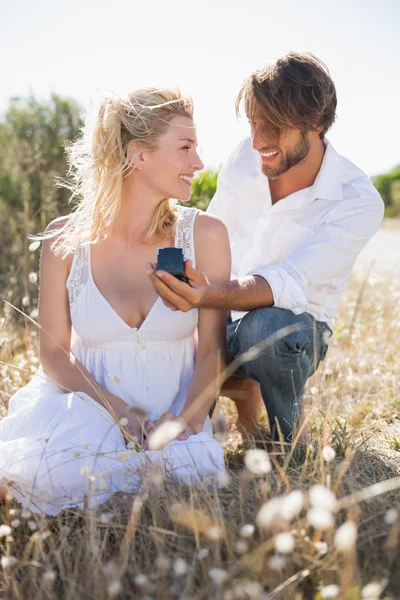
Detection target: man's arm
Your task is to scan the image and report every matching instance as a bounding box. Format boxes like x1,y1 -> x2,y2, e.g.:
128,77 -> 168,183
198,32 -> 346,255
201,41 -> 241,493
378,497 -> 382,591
147,194 -> 384,314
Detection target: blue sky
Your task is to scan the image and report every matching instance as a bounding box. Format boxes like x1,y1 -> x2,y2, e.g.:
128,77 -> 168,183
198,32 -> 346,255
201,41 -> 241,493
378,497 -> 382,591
1,0 -> 399,176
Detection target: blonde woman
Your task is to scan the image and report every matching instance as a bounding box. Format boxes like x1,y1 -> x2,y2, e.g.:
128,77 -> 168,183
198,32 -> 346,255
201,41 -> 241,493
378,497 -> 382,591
0,89 -> 231,515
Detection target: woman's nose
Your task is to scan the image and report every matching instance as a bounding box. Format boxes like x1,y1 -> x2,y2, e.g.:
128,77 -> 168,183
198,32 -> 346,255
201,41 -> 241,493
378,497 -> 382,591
192,152 -> 204,172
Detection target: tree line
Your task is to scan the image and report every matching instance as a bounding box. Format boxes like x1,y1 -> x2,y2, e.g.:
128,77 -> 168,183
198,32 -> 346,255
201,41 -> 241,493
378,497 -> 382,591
0,94 -> 398,315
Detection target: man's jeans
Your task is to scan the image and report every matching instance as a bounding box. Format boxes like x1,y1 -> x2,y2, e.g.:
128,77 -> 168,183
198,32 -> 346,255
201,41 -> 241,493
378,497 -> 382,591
227,307 -> 331,442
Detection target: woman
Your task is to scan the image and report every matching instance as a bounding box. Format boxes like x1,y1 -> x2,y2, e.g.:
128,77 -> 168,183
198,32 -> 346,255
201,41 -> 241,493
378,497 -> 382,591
0,89 -> 231,515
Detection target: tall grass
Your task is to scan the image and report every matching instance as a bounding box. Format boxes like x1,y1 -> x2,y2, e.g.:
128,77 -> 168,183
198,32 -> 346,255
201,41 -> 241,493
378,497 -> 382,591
0,226 -> 399,599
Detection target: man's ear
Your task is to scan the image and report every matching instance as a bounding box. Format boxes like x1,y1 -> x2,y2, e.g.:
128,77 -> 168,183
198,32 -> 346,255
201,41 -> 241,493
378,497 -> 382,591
127,140 -> 149,170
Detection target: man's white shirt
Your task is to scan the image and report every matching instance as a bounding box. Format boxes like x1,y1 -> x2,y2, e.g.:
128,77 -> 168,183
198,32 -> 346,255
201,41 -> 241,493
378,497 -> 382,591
207,136 -> 384,327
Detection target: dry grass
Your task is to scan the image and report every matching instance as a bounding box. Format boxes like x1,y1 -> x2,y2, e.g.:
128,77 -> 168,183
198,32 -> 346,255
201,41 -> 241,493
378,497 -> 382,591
0,225 -> 400,599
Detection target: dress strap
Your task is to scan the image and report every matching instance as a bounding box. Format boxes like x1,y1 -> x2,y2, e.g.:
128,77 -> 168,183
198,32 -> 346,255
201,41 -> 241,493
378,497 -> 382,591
66,243 -> 90,309
175,206 -> 200,268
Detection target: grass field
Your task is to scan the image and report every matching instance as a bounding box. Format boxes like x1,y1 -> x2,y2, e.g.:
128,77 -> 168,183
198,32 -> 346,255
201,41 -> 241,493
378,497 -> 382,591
0,221 -> 399,599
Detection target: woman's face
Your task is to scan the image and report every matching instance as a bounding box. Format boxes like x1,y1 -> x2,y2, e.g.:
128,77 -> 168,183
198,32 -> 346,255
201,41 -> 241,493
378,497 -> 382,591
141,116 -> 204,201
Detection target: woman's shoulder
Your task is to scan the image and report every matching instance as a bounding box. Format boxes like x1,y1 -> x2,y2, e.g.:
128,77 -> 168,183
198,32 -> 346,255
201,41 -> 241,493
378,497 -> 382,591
194,210 -> 228,241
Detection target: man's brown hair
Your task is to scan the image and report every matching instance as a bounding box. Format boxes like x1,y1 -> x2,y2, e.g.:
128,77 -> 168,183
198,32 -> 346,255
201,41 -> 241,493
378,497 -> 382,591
236,52 -> 337,141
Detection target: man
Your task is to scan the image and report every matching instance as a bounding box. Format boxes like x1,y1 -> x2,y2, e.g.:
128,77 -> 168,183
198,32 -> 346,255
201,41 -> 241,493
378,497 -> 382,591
148,52 -> 384,443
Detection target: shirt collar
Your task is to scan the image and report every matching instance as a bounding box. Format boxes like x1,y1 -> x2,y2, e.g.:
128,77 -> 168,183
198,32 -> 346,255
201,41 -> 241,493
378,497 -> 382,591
306,139 -> 345,203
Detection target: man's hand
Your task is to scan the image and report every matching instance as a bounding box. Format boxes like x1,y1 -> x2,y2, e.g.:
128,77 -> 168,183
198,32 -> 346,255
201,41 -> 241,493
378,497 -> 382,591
145,259 -> 210,312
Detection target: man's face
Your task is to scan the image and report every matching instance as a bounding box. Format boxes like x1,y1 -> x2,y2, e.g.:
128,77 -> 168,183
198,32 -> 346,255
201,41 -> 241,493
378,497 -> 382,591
250,105 -> 312,179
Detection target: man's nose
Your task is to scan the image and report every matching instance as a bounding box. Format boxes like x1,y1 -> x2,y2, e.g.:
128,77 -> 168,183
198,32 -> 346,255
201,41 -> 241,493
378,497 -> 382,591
252,129 -> 264,151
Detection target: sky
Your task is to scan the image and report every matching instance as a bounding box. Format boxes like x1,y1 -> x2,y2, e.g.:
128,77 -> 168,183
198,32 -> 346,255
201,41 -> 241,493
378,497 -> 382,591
1,0 -> 399,177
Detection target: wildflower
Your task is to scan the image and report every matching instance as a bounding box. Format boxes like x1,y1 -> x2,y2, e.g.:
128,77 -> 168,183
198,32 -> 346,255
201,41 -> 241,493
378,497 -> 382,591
334,521 -> 357,552
30,308 -> 39,319
22,296 -> 30,306
322,445 -> 336,463
28,272 -> 38,284
209,568 -> 228,586
384,508 -> 398,525
240,524 -> 255,538
100,512 -> 114,525
1,556 -> 18,568
107,580 -> 122,597
119,417 -> 128,426
310,386 -> 319,395
43,570 -> 56,584
197,548 -> 209,560
173,558 -> 188,577
8,509 -> 19,517
235,540 -> 248,554
361,582 -> 385,599
314,541 -> 328,554
29,241 -> 41,252
148,420 -> 184,451
11,519 -> 21,528
134,574 -> 149,589
217,471 -> 231,487
281,490 -> 304,520
21,509 -> 32,519
256,498 -> 282,529
309,484 -> 338,512
206,525 -> 223,541
275,532 -> 295,554
0,525 -> 12,538
267,554 -> 286,571
28,520 -> 38,531
244,449 -> 271,475
307,508 -> 334,530
320,584 -> 340,599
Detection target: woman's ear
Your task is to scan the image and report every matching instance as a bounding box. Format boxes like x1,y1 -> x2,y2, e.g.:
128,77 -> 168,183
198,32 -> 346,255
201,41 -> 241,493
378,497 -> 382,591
127,140 -> 148,170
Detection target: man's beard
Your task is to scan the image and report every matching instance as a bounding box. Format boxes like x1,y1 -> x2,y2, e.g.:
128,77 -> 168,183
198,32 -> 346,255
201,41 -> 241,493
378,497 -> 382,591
261,132 -> 311,179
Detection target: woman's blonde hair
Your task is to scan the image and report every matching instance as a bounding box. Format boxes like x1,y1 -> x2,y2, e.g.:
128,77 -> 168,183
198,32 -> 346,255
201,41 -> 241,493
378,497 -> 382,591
31,88 -> 194,258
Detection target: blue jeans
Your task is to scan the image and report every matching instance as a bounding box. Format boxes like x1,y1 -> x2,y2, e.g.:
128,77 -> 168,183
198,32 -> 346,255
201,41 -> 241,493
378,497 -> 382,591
227,308 -> 331,442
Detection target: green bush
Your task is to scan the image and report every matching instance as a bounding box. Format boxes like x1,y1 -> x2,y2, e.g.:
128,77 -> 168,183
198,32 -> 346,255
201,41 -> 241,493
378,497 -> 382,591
373,164 -> 400,217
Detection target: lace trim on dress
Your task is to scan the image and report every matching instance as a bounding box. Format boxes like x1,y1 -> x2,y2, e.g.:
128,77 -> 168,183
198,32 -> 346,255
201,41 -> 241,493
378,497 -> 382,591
176,206 -> 199,267
67,206 -> 199,309
67,244 -> 90,309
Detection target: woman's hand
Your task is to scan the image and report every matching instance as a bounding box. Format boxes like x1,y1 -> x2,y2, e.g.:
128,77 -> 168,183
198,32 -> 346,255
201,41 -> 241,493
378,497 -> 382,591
143,411 -> 200,450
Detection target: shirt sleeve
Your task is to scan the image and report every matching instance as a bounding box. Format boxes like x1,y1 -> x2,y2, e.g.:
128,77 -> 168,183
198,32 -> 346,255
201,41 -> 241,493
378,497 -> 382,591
207,162 -> 240,239
248,195 -> 385,315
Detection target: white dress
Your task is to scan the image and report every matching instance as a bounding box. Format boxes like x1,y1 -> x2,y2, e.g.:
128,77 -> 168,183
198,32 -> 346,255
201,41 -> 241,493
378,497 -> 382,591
0,206 -> 225,515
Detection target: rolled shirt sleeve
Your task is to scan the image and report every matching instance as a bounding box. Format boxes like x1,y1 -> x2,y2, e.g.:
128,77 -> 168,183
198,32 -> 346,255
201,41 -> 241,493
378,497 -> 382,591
248,195 -> 385,316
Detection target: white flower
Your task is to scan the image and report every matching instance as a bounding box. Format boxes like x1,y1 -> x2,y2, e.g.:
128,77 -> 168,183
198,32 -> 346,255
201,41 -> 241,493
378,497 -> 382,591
173,558 -> 188,577
235,540 -> 248,554
206,525 -> 223,541
322,445 -> 336,463
209,568 -> 228,586
43,570 -> 56,583
310,386 -> 319,395
22,296 -> 30,306
29,241 -> 41,252
307,508 -> 334,530
29,308 -> 39,319
240,524 -> 255,538
217,471 -> 231,487
334,521 -> 357,552
256,498 -> 281,529
148,420 -> 184,451
1,556 -> 18,568
361,582 -> 385,599
320,584 -> 340,599
309,484 -> 338,512
281,490 -> 304,520
28,520 -> 38,531
134,574 -> 149,588
119,417 -> 128,426
100,512 -> 114,524
0,525 -> 12,538
21,509 -> 32,519
155,554 -> 170,572
267,554 -> 286,571
244,449 -> 271,475
107,580 -> 122,597
197,548 -> 209,560
384,508 -> 398,525
28,272 -> 38,284
275,532 -> 295,555
11,519 -> 21,528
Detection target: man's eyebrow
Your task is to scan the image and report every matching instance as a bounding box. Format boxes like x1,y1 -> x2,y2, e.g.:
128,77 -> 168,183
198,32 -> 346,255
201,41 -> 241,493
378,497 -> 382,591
178,137 -> 197,144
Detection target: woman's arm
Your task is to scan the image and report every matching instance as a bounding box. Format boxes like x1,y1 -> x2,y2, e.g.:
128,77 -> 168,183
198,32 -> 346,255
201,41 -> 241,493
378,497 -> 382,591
38,218 -> 141,438
177,213 -> 231,434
